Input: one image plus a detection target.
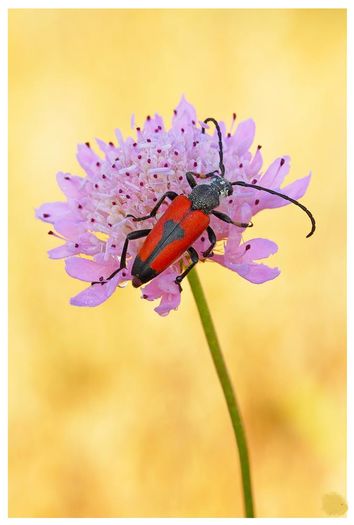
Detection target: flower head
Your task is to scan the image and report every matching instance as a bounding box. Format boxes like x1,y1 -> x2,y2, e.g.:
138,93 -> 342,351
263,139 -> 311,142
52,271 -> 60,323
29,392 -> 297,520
36,96 -> 312,315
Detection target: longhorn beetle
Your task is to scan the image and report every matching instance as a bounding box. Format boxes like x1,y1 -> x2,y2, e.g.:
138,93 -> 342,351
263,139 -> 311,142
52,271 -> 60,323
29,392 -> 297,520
92,118 -> 316,291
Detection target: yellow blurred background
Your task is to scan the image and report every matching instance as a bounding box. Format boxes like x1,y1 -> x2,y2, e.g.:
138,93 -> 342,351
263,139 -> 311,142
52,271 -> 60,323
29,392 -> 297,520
9,9 -> 346,517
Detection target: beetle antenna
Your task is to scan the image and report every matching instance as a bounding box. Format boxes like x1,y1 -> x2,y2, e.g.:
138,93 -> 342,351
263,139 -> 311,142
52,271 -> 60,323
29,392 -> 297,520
202,117 -> 225,177
232,180 -> 316,238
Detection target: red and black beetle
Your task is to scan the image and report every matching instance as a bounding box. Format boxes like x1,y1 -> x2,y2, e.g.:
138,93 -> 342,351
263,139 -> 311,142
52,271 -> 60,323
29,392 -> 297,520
92,118 -> 315,291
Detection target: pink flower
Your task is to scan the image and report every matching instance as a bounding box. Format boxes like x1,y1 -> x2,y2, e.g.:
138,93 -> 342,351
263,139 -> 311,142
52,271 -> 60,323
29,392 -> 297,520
36,96 -> 312,315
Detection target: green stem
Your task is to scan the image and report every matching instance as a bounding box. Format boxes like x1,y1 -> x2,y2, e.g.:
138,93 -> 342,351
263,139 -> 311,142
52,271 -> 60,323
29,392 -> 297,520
187,268 -> 255,518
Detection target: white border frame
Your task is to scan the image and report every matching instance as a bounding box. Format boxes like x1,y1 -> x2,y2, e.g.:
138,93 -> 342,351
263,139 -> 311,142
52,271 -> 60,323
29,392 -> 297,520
3,1 -> 351,522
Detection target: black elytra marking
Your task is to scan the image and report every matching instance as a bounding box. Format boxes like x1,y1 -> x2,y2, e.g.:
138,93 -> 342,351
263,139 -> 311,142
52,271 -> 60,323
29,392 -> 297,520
132,219 -> 185,284
145,219 -> 185,264
132,255 -> 157,285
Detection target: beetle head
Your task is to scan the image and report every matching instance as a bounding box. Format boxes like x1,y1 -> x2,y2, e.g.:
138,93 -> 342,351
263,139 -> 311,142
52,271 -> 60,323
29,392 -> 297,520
210,176 -> 233,197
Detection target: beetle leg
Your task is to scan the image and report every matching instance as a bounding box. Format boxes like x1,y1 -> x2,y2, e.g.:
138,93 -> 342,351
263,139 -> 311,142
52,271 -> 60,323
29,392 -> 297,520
126,191 -> 178,222
175,247 -> 199,292
186,172 -> 198,188
202,226 -> 217,258
212,210 -> 253,229
203,170 -> 220,178
91,229 -> 151,285
186,171 -> 219,188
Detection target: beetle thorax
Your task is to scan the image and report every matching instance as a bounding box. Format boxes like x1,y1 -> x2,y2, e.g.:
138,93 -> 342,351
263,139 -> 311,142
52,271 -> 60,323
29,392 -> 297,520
189,177 -> 233,214
189,184 -> 220,214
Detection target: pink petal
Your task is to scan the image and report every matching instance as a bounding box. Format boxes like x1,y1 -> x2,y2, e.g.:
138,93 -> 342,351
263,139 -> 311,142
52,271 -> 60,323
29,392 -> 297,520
35,202 -> 71,223
246,147 -> 263,177
239,238 -> 278,263
213,236 -> 280,284
130,113 -> 135,129
219,231 -> 242,261
76,143 -> 101,178
48,243 -> 79,259
213,251 -> 280,283
154,292 -> 181,316
142,115 -> 158,134
172,95 -> 197,123
229,201 -> 253,224
233,119 -> 256,156
70,275 -> 120,307
76,233 -> 102,256
233,263 -> 280,284
65,257 -> 118,282
54,218 -> 86,238
141,267 -> 181,316
263,174 -> 311,209
114,128 -> 126,150
56,172 -> 84,198
95,138 -> 113,155
153,113 -> 165,132
142,269 -> 179,298
48,237 -> 97,260
259,156 -> 290,188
